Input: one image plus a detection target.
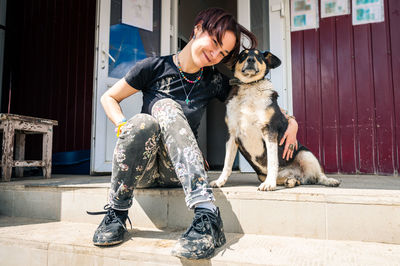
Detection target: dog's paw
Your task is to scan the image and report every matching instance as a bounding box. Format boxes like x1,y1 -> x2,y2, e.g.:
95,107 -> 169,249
210,180 -> 223,188
210,178 -> 227,188
284,178 -> 300,188
210,173 -> 230,188
326,177 -> 341,187
257,180 -> 276,191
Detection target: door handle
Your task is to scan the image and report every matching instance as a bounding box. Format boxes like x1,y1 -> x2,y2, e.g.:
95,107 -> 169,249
101,43 -> 116,69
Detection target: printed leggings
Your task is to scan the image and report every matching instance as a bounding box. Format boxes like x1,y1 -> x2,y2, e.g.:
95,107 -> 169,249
108,98 -> 214,210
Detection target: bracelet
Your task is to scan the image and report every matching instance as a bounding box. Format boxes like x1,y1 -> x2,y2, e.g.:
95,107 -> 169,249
115,118 -> 127,137
117,118 -> 127,124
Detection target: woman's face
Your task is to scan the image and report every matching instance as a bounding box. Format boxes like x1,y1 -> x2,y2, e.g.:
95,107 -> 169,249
190,27 -> 236,68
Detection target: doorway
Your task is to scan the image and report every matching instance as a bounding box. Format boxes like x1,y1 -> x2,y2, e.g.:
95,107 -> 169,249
91,0 -> 290,173
177,0 -> 291,171
177,0 -> 237,170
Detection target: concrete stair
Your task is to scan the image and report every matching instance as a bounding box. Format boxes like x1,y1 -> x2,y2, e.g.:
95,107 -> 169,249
1,216 -> 399,266
0,172 -> 400,265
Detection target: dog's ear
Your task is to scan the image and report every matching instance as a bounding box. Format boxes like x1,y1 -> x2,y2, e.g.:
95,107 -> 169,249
263,51 -> 281,69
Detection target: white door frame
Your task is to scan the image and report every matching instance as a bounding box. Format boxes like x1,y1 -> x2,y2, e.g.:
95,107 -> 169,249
269,0 -> 293,114
238,0 -> 292,172
91,0 -> 173,173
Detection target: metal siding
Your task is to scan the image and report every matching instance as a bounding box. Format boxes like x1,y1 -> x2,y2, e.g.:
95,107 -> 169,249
303,30 -> 322,161
320,17 -> 340,172
291,32 -> 306,146
66,0 -> 77,151
83,0 -> 95,155
354,24 -> 377,173
371,1 -> 396,174
291,0 -> 399,174
336,15 -> 357,173
2,0 -> 96,155
56,0 -> 69,153
389,0 -> 400,174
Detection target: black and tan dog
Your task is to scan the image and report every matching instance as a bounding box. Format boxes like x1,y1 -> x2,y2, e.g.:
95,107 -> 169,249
210,49 -> 340,191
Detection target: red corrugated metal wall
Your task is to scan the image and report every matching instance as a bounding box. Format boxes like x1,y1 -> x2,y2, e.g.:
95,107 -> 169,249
2,0 -> 96,155
291,0 -> 399,175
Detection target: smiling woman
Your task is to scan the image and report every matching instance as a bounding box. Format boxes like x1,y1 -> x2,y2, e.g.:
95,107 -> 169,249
188,29 -> 235,69
188,7 -> 257,67
92,7 -> 258,260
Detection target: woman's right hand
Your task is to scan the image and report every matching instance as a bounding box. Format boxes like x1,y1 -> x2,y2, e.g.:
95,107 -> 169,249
100,78 -> 139,126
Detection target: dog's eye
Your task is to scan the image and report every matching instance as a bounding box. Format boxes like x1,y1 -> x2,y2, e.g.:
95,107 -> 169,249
238,53 -> 247,63
256,56 -> 263,64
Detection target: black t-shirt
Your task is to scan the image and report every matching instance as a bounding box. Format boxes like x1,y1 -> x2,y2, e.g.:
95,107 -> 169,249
124,55 -> 231,137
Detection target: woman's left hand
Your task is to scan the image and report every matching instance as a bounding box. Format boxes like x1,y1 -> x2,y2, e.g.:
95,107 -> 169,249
279,118 -> 299,160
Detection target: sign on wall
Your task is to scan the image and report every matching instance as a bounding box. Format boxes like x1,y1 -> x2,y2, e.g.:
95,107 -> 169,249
291,0 -> 319,31
352,0 -> 384,25
321,0 -> 350,18
122,0 -> 153,32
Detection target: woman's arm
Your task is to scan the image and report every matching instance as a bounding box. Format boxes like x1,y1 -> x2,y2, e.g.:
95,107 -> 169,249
279,108 -> 299,160
100,78 -> 139,126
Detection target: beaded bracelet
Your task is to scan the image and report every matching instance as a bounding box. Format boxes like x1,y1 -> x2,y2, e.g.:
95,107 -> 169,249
282,109 -> 296,121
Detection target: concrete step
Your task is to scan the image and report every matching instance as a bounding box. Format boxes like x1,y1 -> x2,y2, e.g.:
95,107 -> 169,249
1,216 -> 399,266
0,173 -> 400,244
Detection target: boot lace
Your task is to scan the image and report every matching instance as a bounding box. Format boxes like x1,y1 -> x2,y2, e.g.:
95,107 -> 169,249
183,208 -> 218,246
87,204 -> 132,231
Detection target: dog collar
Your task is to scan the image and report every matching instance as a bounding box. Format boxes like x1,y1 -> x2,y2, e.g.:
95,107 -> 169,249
229,77 -> 267,86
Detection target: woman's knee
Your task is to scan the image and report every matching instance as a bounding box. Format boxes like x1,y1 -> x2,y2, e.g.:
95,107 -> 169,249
120,113 -> 160,139
151,98 -> 183,116
151,99 -> 186,130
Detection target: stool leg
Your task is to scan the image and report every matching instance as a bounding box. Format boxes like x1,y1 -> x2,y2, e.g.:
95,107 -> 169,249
1,121 -> 14,181
15,133 -> 26,177
42,129 -> 53,179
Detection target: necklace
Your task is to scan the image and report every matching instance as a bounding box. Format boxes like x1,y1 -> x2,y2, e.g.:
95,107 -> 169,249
175,54 -> 202,104
176,53 -> 203,84
178,72 -> 197,105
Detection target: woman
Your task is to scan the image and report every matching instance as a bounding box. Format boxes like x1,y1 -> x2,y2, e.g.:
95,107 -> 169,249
90,7 -> 298,259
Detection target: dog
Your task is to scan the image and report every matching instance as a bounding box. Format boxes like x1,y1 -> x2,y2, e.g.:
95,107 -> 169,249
210,49 -> 341,191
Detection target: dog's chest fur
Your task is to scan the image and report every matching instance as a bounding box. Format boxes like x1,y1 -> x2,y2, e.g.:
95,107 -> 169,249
226,79 -> 277,168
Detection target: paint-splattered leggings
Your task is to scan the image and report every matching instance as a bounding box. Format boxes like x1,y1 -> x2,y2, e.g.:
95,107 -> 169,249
108,98 -> 214,210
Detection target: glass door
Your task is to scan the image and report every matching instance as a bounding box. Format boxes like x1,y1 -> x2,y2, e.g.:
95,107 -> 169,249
92,0 -> 165,173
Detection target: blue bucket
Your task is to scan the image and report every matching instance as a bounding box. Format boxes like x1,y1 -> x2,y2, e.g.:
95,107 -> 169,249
52,150 -> 90,175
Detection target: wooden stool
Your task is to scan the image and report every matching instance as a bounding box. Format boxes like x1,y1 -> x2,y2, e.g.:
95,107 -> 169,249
0,114 -> 58,181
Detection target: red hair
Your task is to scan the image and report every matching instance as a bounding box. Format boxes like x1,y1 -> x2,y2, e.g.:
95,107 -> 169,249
190,7 -> 257,65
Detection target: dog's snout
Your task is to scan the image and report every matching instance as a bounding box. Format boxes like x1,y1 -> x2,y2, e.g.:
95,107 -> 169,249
242,56 -> 259,75
247,57 -> 256,64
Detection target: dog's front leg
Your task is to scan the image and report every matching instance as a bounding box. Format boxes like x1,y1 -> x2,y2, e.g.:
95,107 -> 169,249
210,135 -> 238,188
258,134 -> 278,191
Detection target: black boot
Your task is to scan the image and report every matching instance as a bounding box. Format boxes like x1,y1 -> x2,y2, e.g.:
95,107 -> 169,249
171,207 -> 226,259
87,205 -> 132,246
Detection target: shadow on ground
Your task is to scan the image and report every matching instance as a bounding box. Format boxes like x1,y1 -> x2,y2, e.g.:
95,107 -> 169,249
0,215 -> 56,227
134,174 -> 244,264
